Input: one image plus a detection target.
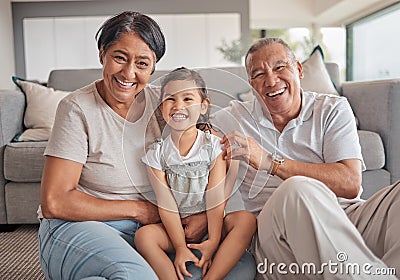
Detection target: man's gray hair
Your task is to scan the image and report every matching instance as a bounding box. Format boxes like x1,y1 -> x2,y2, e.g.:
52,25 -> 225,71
245,37 -> 297,68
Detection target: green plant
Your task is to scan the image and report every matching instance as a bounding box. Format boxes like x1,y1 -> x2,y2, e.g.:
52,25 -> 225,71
217,29 -> 332,64
216,39 -> 246,64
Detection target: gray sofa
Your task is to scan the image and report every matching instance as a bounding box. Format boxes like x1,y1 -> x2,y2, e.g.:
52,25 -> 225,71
0,64 -> 398,225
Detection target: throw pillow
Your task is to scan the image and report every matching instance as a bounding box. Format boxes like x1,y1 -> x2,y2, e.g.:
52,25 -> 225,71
300,45 -> 340,95
12,77 -> 71,141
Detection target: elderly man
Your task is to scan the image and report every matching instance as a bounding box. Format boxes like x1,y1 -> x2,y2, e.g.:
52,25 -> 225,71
212,37 -> 399,279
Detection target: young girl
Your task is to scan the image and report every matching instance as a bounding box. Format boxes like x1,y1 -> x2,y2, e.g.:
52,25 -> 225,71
136,67 -> 256,280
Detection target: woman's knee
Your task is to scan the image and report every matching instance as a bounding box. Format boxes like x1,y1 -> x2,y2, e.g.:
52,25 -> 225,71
39,220 -> 157,279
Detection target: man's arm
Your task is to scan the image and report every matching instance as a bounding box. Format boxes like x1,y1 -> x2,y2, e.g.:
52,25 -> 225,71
275,158 -> 361,198
221,131 -> 362,199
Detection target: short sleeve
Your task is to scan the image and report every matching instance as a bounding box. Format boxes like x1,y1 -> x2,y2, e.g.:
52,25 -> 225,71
323,98 -> 365,170
209,133 -> 223,162
210,100 -> 256,139
141,140 -> 163,170
210,106 -> 236,138
44,98 -> 88,164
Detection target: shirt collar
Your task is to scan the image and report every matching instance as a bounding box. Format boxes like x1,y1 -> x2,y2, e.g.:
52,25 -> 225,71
251,89 -> 314,129
297,90 -> 314,124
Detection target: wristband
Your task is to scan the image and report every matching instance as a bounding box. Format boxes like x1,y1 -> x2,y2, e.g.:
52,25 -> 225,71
268,153 -> 284,176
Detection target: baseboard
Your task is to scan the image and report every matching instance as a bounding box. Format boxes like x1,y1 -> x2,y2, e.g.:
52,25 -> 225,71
0,224 -> 20,232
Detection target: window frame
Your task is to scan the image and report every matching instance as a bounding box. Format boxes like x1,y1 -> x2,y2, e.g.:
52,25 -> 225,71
346,2 -> 400,81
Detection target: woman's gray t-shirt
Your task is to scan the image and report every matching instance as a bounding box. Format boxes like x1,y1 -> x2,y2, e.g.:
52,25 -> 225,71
44,82 -> 161,201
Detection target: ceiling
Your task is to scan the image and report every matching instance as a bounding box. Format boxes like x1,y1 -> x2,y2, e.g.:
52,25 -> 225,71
10,0 -> 400,29
250,0 -> 400,29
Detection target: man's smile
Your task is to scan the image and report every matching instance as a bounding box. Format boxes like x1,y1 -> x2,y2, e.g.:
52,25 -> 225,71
266,87 -> 285,97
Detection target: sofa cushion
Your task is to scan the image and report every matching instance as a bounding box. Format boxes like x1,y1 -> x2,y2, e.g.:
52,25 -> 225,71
47,68 -> 102,91
358,130 -> 385,170
301,45 -> 340,96
12,77 -> 71,141
5,182 -> 41,224
4,141 -> 47,182
361,169 -> 390,199
149,66 -> 251,111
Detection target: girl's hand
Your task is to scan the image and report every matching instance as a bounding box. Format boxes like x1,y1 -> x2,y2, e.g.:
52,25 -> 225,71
187,239 -> 219,277
174,246 -> 200,280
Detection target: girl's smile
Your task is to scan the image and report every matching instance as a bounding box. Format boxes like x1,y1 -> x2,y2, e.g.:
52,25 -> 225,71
161,79 -> 208,132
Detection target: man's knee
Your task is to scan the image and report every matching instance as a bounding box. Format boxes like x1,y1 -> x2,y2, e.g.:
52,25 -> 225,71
273,175 -> 334,205
258,176 -> 336,226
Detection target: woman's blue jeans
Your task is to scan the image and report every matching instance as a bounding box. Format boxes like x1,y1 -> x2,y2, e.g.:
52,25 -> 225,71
38,218 -> 256,279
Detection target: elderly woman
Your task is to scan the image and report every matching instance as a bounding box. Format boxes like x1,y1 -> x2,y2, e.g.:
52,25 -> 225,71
38,11 -> 255,280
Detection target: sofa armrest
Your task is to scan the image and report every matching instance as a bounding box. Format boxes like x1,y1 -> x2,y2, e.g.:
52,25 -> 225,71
342,79 -> 400,184
0,89 -> 25,224
0,90 -> 25,147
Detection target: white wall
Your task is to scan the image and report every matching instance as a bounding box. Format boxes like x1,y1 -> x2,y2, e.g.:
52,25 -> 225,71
24,16 -> 105,81
23,14 -> 241,82
12,0 -> 249,79
0,0 -> 15,89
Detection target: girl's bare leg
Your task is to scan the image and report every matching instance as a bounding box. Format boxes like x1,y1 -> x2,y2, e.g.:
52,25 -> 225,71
204,210 -> 257,280
135,223 -> 178,280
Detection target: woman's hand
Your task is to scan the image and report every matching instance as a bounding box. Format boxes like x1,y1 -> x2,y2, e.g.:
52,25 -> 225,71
181,212 -> 208,243
132,200 -> 160,225
187,239 -> 219,277
221,130 -> 272,171
174,246 -> 200,280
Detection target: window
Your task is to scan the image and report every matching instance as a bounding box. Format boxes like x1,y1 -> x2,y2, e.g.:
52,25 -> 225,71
347,3 -> 400,81
320,28 -> 346,81
251,27 -> 346,80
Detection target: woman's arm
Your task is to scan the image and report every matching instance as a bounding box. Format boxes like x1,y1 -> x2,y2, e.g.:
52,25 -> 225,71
40,156 -> 160,224
181,213 -> 208,243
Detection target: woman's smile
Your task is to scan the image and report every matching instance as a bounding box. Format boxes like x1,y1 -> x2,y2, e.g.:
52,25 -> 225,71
114,76 -> 137,88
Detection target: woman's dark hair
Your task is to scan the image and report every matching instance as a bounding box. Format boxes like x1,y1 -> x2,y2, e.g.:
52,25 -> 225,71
96,11 -> 166,63
160,67 -> 212,131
